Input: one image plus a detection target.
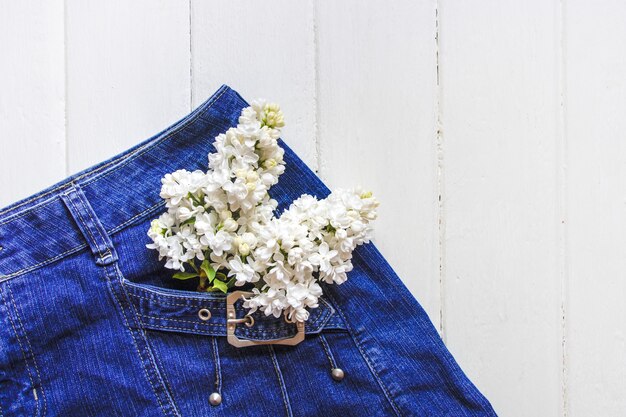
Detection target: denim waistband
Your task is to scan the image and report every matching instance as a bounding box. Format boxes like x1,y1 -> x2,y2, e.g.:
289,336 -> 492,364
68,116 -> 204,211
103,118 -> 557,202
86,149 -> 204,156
0,84 -> 237,281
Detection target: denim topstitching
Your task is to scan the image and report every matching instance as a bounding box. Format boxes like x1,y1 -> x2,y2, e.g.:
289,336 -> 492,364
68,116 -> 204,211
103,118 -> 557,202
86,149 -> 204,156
103,263 -> 180,417
324,289 -> 403,417
4,282 -> 47,417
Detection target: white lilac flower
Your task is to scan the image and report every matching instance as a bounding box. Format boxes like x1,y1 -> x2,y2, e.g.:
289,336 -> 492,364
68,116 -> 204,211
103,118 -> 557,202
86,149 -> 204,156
308,242 -> 338,274
228,256 -> 260,286
147,100 -> 378,322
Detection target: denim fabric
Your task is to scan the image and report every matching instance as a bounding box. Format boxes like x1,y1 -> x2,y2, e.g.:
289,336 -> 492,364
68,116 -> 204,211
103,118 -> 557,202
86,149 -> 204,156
0,85 -> 497,417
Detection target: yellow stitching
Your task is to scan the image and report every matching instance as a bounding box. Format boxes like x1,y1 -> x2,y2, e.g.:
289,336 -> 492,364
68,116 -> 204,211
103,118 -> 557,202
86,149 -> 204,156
138,314 -> 223,327
210,336 -> 222,392
107,200 -> 166,235
73,188 -> 113,261
66,193 -> 106,263
325,290 -> 402,417
1,286 -> 39,417
317,333 -> 337,370
0,243 -> 87,281
127,291 -> 226,308
268,345 -> 293,417
113,264 -> 181,417
6,284 -> 47,416
103,265 -> 169,416
144,336 -> 180,413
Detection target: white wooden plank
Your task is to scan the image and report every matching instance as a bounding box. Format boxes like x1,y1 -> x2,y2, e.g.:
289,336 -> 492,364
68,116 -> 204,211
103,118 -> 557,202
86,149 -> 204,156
0,1 -> 66,207
565,1 -> 626,415
316,1 -> 441,326
65,0 -> 191,173
190,0 -> 317,170
439,1 -> 562,415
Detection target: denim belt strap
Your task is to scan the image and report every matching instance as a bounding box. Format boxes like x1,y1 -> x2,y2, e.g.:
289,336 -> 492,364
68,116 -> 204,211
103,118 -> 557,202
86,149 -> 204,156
122,279 -> 345,344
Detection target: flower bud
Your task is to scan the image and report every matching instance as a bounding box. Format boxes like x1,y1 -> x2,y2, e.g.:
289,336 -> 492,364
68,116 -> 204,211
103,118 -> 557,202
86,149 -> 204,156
263,159 -> 277,169
223,218 -> 238,232
239,242 -> 250,256
246,171 -> 259,182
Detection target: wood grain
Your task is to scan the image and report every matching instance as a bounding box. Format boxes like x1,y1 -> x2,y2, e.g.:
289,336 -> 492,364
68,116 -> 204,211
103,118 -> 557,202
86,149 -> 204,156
0,1 -> 66,206
191,0 -> 317,170
65,0 -> 191,173
316,0 -> 441,327
565,1 -> 626,415
438,1 -> 563,415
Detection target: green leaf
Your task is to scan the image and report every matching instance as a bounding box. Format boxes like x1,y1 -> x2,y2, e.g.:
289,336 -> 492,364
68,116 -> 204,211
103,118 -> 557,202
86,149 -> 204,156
212,279 -> 228,293
172,272 -> 199,280
200,259 -> 216,282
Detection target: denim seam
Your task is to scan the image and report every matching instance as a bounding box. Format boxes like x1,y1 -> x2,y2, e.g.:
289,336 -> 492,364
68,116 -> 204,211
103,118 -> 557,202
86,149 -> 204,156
112,264 -> 184,417
127,291 -> 227,308
142,323 -> 220,335
6,283 -> 47,417
325,290 -> 403,417
139,320 -> 308,338
0,86 -> 229,220
317,333 -> 337,370
144,335 -> 180,414
0,199 -> 165,282
103,265 -> 174,417
107,200 -> 166,235
0,194 -> 62,226
359,246 -> 493,410
138,314 -> 224,327
1,286 -> 38,417
210,336 -> 222,393
0,243 -> 87,282
268,345 -> 293,417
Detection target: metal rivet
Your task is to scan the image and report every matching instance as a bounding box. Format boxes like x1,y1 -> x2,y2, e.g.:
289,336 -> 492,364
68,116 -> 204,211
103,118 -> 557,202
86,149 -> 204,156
198,308 -> 211,321
331,368 -> 345,381
209,392 -> 222,406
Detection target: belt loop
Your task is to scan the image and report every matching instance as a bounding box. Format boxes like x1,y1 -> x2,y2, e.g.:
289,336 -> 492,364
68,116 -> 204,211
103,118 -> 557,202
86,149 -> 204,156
60,183 -> 118,266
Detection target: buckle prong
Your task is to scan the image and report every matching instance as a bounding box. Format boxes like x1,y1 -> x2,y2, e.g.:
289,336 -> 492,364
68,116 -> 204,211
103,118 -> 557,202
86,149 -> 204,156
226,290 -> 305,348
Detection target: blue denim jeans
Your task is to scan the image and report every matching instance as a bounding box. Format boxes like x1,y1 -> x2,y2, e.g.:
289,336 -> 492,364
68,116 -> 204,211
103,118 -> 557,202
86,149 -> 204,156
0,85 -> 497,417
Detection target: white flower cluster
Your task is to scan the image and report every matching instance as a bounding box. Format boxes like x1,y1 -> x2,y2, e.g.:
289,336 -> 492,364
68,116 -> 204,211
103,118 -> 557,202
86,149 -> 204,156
147,100 -> 378,322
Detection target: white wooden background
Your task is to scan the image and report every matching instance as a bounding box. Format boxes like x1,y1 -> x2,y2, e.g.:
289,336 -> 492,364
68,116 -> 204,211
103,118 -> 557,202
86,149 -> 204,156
1,1 -> 624,416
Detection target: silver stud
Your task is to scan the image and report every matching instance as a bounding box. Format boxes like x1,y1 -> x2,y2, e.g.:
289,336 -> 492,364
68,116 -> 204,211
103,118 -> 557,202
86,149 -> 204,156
198,308 -> 212,321
209,392 -> 222,406
331,368 -> 345,381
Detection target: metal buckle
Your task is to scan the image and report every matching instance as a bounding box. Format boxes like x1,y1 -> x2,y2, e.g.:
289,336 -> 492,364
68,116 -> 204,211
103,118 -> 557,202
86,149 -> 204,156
226,290 -> 305,348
